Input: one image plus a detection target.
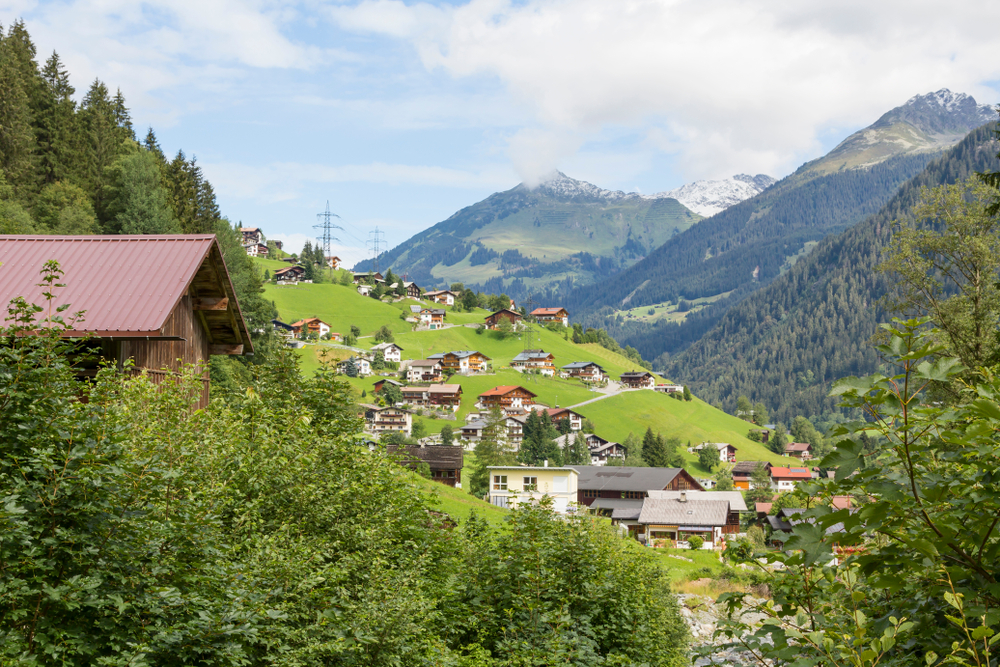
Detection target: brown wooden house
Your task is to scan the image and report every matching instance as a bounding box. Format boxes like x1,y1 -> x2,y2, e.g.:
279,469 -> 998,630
478,385 -> 537,410
484,308 -> 522,330
0,234 -> 253,408
620,371 -> 656,389
385,444 -> 464,488
274,265 -> 305,282
571,466 -> 704,507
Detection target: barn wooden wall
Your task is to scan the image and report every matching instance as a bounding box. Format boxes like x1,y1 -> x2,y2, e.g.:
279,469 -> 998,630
116,295 -> 212,408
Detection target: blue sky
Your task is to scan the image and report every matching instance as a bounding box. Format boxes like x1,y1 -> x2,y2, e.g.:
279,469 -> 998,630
5,0 -> 1000,265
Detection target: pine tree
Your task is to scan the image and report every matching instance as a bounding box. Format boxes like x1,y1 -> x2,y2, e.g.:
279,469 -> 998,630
0,26 -> 37,192
78,79 -> 132,214
440,424 -> 454,446
641,428 -> 668,467
36,52 -> 76,186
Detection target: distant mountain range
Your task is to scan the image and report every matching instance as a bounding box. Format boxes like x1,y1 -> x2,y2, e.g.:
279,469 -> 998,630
666,124 -> 999,423
353,171 -> 774,292
564,89 -> 997,365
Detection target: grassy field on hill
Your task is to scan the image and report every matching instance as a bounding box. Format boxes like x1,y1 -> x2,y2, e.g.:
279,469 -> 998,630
575,391 -> 793,475
261,268 -> 784,477
407,470 -> 508,526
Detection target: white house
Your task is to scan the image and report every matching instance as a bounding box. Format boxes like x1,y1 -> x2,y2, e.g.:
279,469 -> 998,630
371,342 -> 403,363
338,357 -> 372,377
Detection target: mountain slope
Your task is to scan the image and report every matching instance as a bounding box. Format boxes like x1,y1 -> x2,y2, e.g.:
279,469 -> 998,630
799,89 -> 994,177
566,89 -> 996,362
664,124 -> 999,423
355,172 -> 702,292
354,171 -> 775,293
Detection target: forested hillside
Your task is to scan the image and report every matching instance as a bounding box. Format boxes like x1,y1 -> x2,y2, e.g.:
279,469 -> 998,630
568,152 -> 937,359
664,124 -> 999,422
0,20 -> 274,387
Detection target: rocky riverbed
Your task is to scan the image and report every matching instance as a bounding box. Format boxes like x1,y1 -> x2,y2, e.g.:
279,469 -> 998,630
679,588 -> 773,666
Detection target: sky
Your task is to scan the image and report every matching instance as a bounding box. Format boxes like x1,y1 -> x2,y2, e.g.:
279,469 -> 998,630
4,0 -> 1000,265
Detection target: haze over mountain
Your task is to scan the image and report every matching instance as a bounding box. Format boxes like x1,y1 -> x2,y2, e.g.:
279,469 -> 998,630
354,170 -> 773,293
564,89 -> 997,364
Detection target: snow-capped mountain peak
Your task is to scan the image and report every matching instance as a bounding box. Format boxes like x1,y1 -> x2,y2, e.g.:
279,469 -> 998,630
530,171 -> 635,202
645,174 -> 777,217
527,170 -> 776,216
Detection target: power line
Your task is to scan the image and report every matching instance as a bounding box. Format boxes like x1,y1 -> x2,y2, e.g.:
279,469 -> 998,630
367,227 -> 386,274
313,201 -> 343,276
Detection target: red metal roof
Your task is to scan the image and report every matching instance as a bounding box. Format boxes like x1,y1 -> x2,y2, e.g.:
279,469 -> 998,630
0,235 -> 236,338
479,385 -> 537,398
770,467 -> 814,479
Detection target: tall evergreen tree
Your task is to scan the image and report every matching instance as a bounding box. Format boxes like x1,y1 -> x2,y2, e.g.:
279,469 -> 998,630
78,79 -> 132,214
35,52 -> 77,187
641,427 -> 668,467
0,25 -> 36,193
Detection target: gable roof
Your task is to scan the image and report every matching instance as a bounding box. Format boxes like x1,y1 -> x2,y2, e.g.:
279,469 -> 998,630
638,498 -> 730,526
371,342 -> 403,351
409,359 -> 442,367
620,371 -> 654,378
732,460 -> 772,474
424,289 -> 457,297
439,350 -> 489,360
427,383 -> 462,394
512,349 -> 554,362
486,308 -> 521,319
479,385 -> 537,398
770,466 -> 814,479
531,307 -> 567,315
646,489 -> 748,512
385,444 -> 463,469
0,234 -> 251,351
562,361 -> 605,371
785,442 -> 812,452
374,378 -> 403,387
291,317 -> 328,327
568,466 -> 686,492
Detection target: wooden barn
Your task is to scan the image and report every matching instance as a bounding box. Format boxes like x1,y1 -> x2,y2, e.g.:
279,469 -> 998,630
0,235 -> 253,408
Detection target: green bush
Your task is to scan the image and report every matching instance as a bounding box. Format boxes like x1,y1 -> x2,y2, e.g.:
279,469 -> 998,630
687,535 -> 704,550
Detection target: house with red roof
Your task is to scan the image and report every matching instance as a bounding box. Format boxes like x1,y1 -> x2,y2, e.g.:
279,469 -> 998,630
531,306 -> 569,326
290,317 -> 331,338
478,385 -> 538,410
0,234 -> 253,409
769,466 -> 814,491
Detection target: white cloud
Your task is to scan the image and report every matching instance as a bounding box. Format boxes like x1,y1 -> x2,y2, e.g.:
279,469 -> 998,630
331,0 -> 1000,180
202,159 -> 515,205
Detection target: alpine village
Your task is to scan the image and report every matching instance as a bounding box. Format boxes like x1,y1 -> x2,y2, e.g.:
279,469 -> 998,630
3,15 -> 1000,667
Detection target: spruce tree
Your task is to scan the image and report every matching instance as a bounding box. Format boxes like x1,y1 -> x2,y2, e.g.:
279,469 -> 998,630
641,427 -> 668,467
0,31 -> 36,192
36,52 -> 77,186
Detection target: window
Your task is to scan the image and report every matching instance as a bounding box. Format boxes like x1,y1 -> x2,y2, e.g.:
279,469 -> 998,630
621,491 -> 646,499
583,489 -> 599,498
493,475 -> 507,491
523,476 -> 538,491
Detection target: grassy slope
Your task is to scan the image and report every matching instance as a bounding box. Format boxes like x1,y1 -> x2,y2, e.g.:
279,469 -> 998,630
407,470 -> 508,526
265,274 -> 788,475
575,391 -> 793,475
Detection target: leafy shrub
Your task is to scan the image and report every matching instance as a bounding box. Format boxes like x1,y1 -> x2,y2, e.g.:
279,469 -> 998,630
688,535 -> 704,550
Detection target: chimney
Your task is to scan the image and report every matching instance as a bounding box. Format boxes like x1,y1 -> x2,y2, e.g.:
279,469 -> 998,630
544,459 -> 549,467
680,491 -> 687,503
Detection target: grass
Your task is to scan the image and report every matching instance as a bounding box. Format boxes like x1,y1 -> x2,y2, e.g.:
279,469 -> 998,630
615,291 -> 733,326
649,547 -> 726,583
405,470 -> 509,526
575,391 -> 795,475
263,270 -> 790,480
